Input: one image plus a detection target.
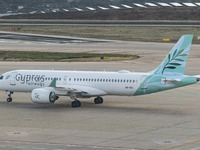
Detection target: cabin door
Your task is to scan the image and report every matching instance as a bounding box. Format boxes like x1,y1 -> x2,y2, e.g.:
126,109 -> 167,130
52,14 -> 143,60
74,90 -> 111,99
10,72 -> 17,86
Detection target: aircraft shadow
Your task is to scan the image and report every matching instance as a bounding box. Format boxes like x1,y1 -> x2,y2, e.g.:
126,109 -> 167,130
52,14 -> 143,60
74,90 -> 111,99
0,101 -> 187,116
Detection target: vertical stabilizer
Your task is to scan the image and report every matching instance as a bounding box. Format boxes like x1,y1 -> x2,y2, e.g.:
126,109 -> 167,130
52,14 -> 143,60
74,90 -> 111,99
153,35 -> 193,75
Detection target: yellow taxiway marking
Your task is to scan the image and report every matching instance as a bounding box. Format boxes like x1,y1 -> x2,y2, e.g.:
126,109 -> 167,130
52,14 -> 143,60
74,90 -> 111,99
166,140 -> 200,150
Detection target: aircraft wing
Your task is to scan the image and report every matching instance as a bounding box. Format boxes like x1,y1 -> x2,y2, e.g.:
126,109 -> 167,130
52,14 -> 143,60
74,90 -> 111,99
64,85 -> 107,96
49,78 -> 107,96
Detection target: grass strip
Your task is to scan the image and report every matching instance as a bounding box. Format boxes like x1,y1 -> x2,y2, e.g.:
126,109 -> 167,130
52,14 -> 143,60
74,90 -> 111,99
0,51 -> 139,62
0,25 -> 200,43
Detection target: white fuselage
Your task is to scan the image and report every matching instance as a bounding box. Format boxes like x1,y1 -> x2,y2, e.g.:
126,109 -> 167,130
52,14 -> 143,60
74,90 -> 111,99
0,70 -> 149,96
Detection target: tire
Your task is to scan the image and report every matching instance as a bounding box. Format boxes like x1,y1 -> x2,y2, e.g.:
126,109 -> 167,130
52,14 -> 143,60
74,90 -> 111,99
99,97 -> 103,104
94,97 -> 103,104
71,100 -> 81,108
77,100 -> 81,107
94,98 -> 99,104
71,101 -> 77,108
7,98 -> 12,102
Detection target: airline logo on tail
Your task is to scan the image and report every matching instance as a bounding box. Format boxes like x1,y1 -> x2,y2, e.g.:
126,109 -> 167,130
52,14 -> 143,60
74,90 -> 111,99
153,35 -> 193,75
134,35 -> 196,96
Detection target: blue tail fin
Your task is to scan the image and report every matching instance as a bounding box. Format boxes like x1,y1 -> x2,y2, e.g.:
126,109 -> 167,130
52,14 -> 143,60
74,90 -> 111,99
153,35 -> 193,75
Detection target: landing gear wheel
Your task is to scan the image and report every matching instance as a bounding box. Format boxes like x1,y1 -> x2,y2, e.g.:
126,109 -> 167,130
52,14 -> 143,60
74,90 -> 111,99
7,98 -> 12,102
94,98 -> 99,104
77,100 -> 81,107
99,97 -> 103,104
6,91 -> 13,103
94,97 -> 103,104
71,100 -> 81,108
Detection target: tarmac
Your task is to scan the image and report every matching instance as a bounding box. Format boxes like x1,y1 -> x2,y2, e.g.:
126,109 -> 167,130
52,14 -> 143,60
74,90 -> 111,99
0,32 -> 200,150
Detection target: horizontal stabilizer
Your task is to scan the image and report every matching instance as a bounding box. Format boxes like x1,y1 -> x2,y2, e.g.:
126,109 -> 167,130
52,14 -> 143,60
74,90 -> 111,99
161,78 -> 181,84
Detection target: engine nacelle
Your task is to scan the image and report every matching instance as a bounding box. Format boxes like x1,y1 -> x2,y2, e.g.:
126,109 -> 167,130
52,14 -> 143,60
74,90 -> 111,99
31,88 -> 57,104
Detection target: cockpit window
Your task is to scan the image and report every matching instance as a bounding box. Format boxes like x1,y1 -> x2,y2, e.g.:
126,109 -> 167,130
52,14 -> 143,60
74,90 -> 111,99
0,76 -> 3,80
6,75 -> 10,80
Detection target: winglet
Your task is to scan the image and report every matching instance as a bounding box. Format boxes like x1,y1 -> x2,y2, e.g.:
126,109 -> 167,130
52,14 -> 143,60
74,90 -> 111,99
49,78 -> 57,87
153,35 -> 193,75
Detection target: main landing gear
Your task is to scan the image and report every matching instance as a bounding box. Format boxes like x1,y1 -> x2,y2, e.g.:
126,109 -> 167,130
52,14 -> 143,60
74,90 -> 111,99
70,93 -> 81,108
71,99 -> 81,108
6,91 -> 13,102
70,93 -> 104,108
94,96 -> 103,104
71,96 -> 104,108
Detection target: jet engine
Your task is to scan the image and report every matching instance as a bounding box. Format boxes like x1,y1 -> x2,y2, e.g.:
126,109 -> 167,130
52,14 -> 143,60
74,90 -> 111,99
31,88 -> 58,103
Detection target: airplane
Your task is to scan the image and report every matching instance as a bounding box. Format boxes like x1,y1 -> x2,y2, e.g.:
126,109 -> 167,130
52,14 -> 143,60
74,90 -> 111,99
0,35 -> 198,108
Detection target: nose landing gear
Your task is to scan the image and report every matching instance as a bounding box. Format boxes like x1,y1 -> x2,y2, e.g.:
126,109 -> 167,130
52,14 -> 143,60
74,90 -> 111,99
6,91 -> 13,102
